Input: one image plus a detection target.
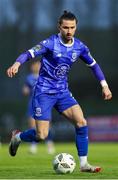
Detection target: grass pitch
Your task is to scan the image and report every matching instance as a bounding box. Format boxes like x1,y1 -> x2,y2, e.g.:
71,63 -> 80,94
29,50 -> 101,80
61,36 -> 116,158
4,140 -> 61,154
0,142 -> 118,179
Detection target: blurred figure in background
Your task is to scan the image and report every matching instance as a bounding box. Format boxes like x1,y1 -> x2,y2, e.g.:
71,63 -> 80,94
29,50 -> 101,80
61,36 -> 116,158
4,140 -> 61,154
22,61 -> 55,154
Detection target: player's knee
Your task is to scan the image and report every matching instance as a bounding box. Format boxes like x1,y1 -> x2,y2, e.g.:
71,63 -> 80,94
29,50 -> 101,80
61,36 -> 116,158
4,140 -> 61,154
36,130 -> 48,140
76,118 -> 87,127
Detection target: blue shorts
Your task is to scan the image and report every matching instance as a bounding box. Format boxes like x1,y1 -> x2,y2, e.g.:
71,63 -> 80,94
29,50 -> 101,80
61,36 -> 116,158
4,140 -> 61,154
32,90 -> 78,121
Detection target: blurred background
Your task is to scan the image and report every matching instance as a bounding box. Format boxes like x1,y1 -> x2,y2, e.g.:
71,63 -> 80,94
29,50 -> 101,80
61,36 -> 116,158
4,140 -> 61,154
0,0 -> 118,142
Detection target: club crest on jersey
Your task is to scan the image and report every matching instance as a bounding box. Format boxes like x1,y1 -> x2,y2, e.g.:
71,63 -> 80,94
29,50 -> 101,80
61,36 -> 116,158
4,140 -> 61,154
71,52 -> 77,62
35,107 -> 42,117
54,63 -> 70,79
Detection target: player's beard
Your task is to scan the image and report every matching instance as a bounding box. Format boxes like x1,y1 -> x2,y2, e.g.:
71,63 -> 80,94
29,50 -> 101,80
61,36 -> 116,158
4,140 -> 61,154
63,33 -> 73,43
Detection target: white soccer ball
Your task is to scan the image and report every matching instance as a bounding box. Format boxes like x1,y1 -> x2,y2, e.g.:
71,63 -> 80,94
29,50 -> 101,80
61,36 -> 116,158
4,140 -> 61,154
53,153 -> 76,174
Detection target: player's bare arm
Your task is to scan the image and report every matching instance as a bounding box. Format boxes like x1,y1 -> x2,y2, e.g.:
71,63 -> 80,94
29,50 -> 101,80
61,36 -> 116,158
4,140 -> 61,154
100,80 -> 112,100
79,44 -> 112,101
102,85 -> 112,100
7,62 -> 21,78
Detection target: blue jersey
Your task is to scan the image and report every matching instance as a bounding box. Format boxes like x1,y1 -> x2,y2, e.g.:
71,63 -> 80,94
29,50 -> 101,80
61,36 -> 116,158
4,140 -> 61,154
25,73 -> 38,97
27,34 -> 96,94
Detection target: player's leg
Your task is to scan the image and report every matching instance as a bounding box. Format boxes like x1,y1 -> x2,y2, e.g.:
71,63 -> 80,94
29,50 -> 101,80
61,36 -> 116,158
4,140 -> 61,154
9,93 -> 55,156
56,91 -> 101,173
9,120 -> 50,156
29,117 -> 55,154
62,105 -> 101,173
35,120 -> 49,140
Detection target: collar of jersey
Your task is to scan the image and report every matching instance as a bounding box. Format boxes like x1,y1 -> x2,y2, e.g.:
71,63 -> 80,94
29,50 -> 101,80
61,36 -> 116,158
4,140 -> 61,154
58,33 -> 74,47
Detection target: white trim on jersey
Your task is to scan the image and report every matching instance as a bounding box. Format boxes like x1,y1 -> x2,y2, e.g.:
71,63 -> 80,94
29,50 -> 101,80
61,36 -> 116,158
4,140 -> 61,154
28,49 -> 35,58
86,59 -> 96,67
100,80 -> 108,87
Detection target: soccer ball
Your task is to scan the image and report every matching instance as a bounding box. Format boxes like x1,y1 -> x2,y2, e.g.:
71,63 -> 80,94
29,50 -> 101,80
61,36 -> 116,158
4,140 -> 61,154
52,153 -> 76,174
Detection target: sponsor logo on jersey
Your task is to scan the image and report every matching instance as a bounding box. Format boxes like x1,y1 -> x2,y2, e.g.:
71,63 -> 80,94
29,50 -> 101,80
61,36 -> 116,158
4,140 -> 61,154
54,63 -> 70,79
56,53 -> 62,57
32,44 -> 42,52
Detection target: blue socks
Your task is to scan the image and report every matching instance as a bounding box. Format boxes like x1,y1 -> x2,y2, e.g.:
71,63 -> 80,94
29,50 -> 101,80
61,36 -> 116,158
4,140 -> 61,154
20,128 -> 39,142
19,128 -> 53,143
75,126 -> 88,156
19,126 -> 88,156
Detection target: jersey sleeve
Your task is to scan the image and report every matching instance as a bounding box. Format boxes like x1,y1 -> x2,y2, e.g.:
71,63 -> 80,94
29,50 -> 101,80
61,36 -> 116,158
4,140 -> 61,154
16,44 -> 46,64
16,36 -> 53,64
79,43 -> 107,85
28,36 -> 54,58
28,43 -> 47,58
79,45 -> 96,67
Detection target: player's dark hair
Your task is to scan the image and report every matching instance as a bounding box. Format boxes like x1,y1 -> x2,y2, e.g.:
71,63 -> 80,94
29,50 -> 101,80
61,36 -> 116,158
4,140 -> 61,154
58,10 -> 78,25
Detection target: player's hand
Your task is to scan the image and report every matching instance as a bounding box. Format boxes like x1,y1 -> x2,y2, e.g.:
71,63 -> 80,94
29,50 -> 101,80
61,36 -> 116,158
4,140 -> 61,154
102,86 -> 112,100
7,62 -> 21,78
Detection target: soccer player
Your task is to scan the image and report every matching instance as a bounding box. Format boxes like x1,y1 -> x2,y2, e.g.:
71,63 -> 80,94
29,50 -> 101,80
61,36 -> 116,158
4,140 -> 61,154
22,61 -> 55,154
7,11 -> 112,172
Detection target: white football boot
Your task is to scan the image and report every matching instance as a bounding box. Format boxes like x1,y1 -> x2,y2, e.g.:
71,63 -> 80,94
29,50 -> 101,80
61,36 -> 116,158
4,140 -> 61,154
80,163 -> 101,173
